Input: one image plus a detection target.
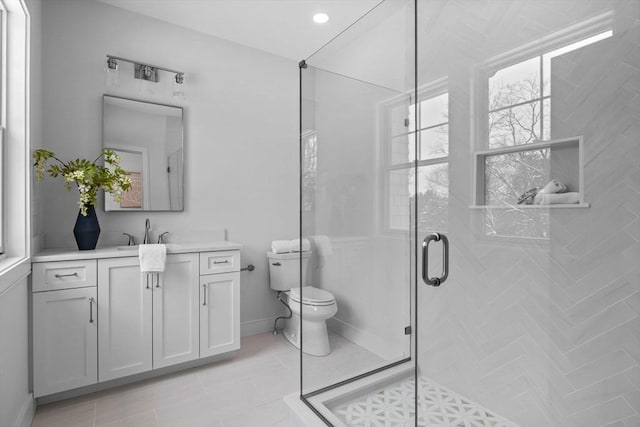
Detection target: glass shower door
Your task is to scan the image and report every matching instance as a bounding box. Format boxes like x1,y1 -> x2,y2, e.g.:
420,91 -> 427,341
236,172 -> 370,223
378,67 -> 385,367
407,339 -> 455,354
416,1 -> 640,426
298,0 -> 418,423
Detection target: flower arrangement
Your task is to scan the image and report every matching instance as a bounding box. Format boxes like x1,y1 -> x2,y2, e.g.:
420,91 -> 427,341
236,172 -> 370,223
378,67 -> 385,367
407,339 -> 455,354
33,148 -> 132,216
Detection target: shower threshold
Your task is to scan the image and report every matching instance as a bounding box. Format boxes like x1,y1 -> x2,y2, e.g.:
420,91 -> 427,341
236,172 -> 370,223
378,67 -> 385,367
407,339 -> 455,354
288,364 -> 520,426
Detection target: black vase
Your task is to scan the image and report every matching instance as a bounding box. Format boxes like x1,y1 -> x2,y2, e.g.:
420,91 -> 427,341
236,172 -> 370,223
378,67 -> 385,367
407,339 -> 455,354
73,205 -> 101,250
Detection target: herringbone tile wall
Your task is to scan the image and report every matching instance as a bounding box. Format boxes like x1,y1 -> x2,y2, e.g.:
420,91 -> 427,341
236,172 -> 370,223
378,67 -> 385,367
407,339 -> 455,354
417,1 -> 640,426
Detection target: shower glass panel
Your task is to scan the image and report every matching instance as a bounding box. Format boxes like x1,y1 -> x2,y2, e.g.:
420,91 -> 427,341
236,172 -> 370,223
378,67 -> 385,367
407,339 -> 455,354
415,0 -> 640,426
299,0 -> 416,421
299,0 -> 640,426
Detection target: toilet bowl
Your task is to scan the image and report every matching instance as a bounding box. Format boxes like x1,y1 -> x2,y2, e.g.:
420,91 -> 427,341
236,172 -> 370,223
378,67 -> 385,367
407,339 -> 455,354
283,286 -> 338,357
267,251 -> 338,356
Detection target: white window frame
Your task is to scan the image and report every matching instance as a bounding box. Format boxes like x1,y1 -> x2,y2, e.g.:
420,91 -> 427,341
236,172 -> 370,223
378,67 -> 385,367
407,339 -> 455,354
0,0 -> 30,270
301,130 -> 317,213
472,11 -> 614,151
0,5 -> 5,256
469,13 -> 613,241
382,78 -> 449,233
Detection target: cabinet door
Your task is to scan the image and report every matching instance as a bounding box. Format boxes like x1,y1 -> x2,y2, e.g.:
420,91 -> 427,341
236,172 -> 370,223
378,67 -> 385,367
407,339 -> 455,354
200,272 -> 240,358
33,287 -> 97,397
98,257 -> 152,381
153,253 -> 199,369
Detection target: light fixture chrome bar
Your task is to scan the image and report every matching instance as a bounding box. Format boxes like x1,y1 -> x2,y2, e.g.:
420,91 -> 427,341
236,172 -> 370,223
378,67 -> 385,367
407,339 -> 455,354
106,54 -> 183,75
106,54 -> 184,83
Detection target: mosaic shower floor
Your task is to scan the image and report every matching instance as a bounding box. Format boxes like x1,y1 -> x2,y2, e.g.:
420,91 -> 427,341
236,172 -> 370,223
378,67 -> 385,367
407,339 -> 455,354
330,376 -> 519,427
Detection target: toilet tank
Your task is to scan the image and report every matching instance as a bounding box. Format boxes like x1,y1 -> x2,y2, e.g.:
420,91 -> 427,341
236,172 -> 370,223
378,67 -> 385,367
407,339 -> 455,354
267,251 -> 311,291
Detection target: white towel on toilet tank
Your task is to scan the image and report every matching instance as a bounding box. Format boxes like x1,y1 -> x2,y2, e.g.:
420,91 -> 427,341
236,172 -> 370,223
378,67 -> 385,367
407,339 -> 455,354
271,240 -> 293,254
309,235 -> 333,256
271,239 -> 311,254
139,244 -> 167,272
290,238 -> 311,252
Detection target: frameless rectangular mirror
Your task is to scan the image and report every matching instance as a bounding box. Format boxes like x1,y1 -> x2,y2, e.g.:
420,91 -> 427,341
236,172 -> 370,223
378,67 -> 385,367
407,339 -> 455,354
103,95 -> 184,211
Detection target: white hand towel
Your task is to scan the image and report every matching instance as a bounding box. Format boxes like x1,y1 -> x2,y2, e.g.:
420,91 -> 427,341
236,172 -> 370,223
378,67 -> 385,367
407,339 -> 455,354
290,238 -> 311,252
309,235 -> 333,257
139,244 -> 167,272
537,192 -> 580,205
271,240 -> 293,254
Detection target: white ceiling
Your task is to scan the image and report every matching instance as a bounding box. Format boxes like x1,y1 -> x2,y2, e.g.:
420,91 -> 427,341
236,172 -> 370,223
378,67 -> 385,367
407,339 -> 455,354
95,0 -> 382,61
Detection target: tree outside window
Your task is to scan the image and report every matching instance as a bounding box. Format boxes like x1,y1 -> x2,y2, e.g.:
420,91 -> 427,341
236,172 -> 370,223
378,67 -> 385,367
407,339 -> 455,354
385,87 -> 449,233
481,31 -> 611,238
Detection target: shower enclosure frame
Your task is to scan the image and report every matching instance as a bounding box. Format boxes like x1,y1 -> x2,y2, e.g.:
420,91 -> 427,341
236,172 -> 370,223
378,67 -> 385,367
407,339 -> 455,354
296,0 -> 640,425
296,1 -> 420,423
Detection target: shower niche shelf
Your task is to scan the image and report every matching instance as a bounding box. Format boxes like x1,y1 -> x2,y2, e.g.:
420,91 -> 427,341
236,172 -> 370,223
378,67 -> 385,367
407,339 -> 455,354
469,203 -> 590,209
472,136 -> 589,209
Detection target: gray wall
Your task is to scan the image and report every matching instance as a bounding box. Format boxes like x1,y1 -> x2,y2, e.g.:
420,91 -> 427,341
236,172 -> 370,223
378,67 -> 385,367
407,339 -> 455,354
38,0 -> 299,333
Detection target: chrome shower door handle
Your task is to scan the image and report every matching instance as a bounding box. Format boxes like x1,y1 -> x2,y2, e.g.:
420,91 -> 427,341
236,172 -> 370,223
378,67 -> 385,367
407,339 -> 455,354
422,232 -> 449,287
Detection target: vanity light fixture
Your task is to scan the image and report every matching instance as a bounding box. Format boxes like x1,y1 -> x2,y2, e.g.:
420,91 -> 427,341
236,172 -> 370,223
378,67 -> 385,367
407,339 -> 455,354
313,12 -> 330,24
105,55 -> 185,85
106,56 -> 118,70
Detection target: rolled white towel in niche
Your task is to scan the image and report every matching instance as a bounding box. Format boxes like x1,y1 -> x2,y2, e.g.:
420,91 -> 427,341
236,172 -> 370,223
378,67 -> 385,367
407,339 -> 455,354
309,235 -> 333,257
536,192 -> 580,205
539,179 -> 567,195
533,179 -> 568,204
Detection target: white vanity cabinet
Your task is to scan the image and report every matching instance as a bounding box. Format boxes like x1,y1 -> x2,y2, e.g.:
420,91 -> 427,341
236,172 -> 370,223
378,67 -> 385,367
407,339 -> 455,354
33,285 -> 98,397
153,253 -> 200,369
200,272 -> 240,357
32,242 -> 242,398
98,253 -> 200,381
97,257 -> 153,381
199,251 -> 241,357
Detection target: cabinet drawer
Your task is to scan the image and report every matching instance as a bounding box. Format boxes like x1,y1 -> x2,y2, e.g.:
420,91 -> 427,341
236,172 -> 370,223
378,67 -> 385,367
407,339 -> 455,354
199,251 -> 240,275
33,260 -> 97,292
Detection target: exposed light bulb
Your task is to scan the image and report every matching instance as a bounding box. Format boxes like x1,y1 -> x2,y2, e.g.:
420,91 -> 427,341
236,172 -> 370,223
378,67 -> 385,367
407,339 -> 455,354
313,12 -> 329,24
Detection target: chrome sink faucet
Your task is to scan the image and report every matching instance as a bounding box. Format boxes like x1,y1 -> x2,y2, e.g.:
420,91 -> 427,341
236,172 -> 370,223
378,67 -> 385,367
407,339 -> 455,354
122,233 -> 136,246
143,218 -> 152,244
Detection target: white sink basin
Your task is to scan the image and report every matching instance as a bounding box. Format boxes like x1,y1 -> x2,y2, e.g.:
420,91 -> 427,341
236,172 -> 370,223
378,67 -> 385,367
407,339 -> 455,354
115,244 -> 176,251
116,245 -> 139,251
111,242 -> 236,253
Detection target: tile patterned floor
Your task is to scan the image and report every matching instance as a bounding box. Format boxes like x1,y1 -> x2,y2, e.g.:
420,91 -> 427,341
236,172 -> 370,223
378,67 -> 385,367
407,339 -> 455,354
31,331 -> 384,427
331,376 -> 519,427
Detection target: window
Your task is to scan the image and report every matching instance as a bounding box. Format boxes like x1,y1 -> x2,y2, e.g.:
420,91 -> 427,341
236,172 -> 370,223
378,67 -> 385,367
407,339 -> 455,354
0,6 -> 5,256
473,17 -> 612,239
479,29 -> 612,208
486,31 -> 612,149
301,131 -> 317,212
0,0 -> 30,264
384,80 -> 449,232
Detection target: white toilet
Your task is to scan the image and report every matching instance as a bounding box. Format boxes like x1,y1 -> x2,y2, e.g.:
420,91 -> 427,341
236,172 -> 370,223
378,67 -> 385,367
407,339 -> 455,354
267,251 -> 337,356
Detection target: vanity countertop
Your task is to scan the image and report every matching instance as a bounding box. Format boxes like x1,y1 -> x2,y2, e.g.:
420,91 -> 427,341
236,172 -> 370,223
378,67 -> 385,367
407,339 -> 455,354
32,241 -> 243,263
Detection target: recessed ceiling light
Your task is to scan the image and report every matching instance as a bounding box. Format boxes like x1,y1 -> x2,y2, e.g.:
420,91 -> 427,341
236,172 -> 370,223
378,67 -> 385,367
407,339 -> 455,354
313,12 -> 330,24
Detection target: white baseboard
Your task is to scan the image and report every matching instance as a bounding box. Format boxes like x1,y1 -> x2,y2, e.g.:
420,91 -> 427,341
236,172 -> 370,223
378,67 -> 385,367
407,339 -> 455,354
327,318 -> 399,361
241,317 -> 276,337
16,393 -> 35,427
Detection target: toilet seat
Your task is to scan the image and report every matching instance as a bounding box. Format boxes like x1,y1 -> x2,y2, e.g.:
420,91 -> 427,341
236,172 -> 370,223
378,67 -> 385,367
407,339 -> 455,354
289,286 -> 335,306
